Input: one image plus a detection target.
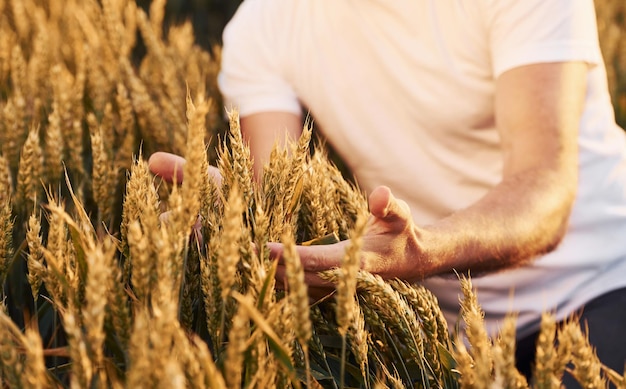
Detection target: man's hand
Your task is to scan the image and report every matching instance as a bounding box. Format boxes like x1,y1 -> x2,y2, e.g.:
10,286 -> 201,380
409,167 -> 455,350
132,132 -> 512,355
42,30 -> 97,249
272,185 -> 431,298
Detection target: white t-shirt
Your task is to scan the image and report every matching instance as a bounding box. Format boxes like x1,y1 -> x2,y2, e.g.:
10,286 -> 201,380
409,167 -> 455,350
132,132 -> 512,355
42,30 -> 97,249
218,0 -> 626,337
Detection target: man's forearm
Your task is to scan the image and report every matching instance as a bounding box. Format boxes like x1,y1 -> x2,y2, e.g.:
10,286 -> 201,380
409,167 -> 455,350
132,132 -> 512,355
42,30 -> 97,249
419,165 -> 576,280
412,62 -> 585,280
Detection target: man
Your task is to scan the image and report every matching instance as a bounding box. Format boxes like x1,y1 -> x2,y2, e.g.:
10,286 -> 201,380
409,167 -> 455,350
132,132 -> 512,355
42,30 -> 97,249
150,0 -> 626,382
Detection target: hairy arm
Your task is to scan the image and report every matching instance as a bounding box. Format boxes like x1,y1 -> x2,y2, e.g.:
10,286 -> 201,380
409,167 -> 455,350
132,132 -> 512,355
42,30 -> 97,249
416,62 -> 585,278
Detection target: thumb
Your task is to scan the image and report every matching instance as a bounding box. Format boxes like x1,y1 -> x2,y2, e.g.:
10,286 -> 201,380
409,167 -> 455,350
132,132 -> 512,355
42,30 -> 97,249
148,152 -> 186,184
267,241 -> 345,272
368,186 -> 412,223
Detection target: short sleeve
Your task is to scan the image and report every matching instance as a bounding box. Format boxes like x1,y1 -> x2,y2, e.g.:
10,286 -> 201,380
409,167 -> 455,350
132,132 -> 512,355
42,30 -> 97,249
217,0 -> 301,117
484,0 -> 603,78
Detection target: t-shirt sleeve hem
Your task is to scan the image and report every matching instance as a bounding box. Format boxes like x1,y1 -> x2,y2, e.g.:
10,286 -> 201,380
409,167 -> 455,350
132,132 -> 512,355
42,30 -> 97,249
224,96 -> 302,118
493,42 -> 602,78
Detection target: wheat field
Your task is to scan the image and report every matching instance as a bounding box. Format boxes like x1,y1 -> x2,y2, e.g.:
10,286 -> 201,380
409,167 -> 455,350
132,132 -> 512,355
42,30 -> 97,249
0,0 -> 625,388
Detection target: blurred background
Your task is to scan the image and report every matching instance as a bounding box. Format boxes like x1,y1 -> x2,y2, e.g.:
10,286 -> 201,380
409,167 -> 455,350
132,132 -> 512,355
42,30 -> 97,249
136,0 -> 242,47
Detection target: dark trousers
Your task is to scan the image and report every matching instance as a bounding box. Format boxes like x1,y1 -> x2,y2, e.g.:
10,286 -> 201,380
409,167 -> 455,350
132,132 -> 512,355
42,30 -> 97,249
515,287 -> 626,388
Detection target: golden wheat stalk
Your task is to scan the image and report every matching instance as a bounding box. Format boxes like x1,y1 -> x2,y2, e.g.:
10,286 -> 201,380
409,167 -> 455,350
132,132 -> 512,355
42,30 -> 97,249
561,321 -> 607,388
153,217 -> 182,309
118,0 -> 138,58
9,42 -> 27,98
21,329 -> 49,389
347,303 -> 370,380
217,108 -> 254,211
0,30 -> 12,90
225,300 -> 250,389
172,326 -> 203,386
311,151 -> 342,237
40,199 -> 68,307
1,98 -> 25,172
163,358 -> 186,389
167,89 -> 210,236
336,212 -> 368,336
0,154 -> 12,206
62,304 -> 93,388
322,269 -> 429,382
452,334 -> 476,389
126,308 -> 155,388
82,238 -> 116,380
50,64 -> 84,177
16,123 -> 43,214
9,0 -> 31,41
377,360 -> 407,389
120,58 -> 170,149
127,220 -> 153,302
0,310 -> 51,388
459,276 -> 493,387
232,292 -> 298,385
88,113 -> 116,222
115,81 -> 136,140
26,7 -> 50,109
74,3 -> 118,111
532,312 -> 561,388
148,288 -> 183,387
217,184 -> 244,301
280,229 -> 312,389
180,245 -> 201,330
99,103 -> 117,165
282,230 -> 311,337
492,314 -> 528,389
135,6 -> 166,79
121,155 -> 160,281
200,242 -> 223,349
190,335 -> 227,389
43,107 -> 64,183
113,82 -> 138,176
0,311 -> 24,388
272,299 -> 299,385
0,199 -> 12,285
106,260 -> 131,350
25,213 -> 45,299
100,0 -> 124,57
389,280 -> 445,383
259,125 -> 311,241
297,167 -> 324,240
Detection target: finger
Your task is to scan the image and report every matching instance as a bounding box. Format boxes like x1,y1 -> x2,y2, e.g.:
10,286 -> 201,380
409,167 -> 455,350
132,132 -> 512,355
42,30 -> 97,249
275,263 -> 336,300
368,185 -> 412,223
275,263 -> 334,287
268,241 -> 346,272
148,152 -> 186,184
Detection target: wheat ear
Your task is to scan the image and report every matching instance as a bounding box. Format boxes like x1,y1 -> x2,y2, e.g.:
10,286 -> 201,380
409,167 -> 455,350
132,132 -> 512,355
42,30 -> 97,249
492,314 -> 528,389
459,276 -> 493,387
0,199 -> 13,284
532,312 -> 561,389
25,213 -> 45,300
561,321 -> 606,388
225,300 -> 250,389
